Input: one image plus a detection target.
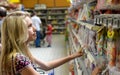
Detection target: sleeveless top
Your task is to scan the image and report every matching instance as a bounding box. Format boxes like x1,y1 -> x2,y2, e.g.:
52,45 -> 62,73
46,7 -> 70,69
12,53 -> 36,75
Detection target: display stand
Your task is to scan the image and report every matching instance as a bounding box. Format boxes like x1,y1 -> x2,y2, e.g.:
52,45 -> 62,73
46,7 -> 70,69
66,0 -> 120,75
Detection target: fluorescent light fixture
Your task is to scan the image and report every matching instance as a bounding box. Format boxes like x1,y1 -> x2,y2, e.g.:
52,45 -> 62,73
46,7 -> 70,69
70,0 -> 73,3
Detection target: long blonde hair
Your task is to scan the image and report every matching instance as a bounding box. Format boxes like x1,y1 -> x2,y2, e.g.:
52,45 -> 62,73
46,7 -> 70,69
0,11 -> 33,75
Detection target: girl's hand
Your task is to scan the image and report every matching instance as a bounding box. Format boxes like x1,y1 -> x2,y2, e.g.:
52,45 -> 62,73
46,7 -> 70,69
70,46 -> 86,59
92,66 -> 101,75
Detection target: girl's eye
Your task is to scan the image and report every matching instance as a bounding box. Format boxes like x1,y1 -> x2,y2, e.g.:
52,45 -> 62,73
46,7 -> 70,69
28,24 -> 32,28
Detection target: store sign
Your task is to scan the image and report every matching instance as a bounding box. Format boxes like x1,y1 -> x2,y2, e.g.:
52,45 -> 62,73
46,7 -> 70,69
8,0 -> 20,3
69,0 -> 83,4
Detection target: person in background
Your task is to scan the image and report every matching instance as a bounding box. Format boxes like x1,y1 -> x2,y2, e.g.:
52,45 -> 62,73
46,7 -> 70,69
0,11 -> 85,75
0,7 -> 7,52
0,7 -> 7,25
46,24 -> 53,47
40,25 -> 46,45
31,10 -> 42,47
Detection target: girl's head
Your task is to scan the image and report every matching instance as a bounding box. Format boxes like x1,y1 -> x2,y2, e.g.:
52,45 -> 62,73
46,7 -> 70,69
2,11 -> 28,45
0,11 -> 36,75
2,11 -> 36,48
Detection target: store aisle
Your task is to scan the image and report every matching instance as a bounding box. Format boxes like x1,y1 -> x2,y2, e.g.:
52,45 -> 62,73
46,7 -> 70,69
30,34 -> 69,75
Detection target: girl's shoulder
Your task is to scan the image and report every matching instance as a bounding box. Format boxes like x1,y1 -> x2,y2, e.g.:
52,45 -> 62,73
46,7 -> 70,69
13,53 -> 32,73
15,53 -> 30,60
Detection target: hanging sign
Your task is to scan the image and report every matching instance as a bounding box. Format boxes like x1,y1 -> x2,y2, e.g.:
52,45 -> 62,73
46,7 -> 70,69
8,0 -> 20,3
67,0 -> 73,3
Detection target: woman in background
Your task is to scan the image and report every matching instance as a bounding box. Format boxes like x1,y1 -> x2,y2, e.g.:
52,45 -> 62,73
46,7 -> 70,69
0,7 -> 7,52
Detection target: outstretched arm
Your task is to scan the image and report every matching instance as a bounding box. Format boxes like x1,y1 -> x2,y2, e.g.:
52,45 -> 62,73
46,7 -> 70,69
33,47 -> 84,71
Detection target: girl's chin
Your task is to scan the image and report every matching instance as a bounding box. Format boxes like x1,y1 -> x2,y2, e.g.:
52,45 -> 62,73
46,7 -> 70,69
27,37 -> 36,42
31,38 -> 36,41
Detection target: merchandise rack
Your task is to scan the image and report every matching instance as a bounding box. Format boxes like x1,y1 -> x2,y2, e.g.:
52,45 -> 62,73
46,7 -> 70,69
68,25 -> 89,75
67,18 -> 98,75
66,0 -> 120,75
69,18 -> 103,31
47,8 -> 68,34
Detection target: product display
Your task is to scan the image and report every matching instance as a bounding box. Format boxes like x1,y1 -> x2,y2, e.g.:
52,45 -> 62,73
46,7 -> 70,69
66,0 -> 120,75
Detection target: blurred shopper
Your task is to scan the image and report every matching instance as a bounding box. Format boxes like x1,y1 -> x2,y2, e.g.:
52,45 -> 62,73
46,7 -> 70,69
31,10 -> 42,47
0,7 -> 7,52
0,7 -> 6,26
46,24 -> 53,47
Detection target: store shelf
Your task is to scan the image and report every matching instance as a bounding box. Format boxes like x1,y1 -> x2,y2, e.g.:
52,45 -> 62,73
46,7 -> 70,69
69,18 -> 102,31
77,58 -> 89,75
67,0 -> 120,75
48,18 -> 65,20
53,27 -> 65,29
71,25 -> 96,64
68,27 -> 89,75
94,14 -> 120,29
34,9 -> 47,11
98,4 -> 120,10
68,15 -> 120,75
52,31 -> 65,34
47,8 -> 67,34
48,13 -> 67,15
25,8 -> 68,34
71,29 -> 82,46
69,35 -> 82,75
69,30 -> 77,51
37,14 -> 47,16
47,8 -> 68,10
67,21 -> 99,75
39,17 -> 47,19
52,23 -> 65,25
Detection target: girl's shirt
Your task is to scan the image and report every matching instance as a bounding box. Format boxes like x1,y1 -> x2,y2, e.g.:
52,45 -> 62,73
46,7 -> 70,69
46,25 -> 52,35
13,53 -> 36,75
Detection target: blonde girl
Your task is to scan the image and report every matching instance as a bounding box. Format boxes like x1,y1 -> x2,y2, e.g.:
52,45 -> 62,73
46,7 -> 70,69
0,11 -> 84,75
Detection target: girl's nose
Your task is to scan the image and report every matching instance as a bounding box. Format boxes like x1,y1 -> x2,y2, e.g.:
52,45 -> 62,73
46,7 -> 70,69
32,25 -> 36,32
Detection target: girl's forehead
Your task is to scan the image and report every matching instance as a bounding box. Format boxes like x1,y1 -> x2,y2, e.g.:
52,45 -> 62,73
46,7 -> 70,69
24,17 -> 32,25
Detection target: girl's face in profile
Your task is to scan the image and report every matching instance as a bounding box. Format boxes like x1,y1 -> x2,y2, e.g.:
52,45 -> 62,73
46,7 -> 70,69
24,17 -> 36,42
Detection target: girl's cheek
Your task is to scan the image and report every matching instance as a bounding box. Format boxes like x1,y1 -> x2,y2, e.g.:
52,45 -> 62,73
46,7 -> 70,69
26,32 -> 29,40
32,25 -> 36,32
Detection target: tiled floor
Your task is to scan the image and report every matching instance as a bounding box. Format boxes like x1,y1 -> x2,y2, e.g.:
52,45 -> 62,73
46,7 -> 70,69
30,34 -> 69,75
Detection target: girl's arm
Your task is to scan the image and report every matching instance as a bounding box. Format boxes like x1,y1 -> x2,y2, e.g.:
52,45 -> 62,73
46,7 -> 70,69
33,47 -> 84,71
20,66 -> 40,75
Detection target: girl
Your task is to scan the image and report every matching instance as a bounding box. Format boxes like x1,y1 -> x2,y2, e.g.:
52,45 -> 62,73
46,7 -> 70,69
0,11 -> 84,75
46,24 -> 53,47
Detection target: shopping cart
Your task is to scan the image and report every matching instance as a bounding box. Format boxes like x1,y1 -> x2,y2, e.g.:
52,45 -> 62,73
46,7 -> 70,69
36,67 -> 54,75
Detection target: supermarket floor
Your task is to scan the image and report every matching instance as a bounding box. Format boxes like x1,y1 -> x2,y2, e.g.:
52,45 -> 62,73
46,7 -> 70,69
30,34 -> 69,75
